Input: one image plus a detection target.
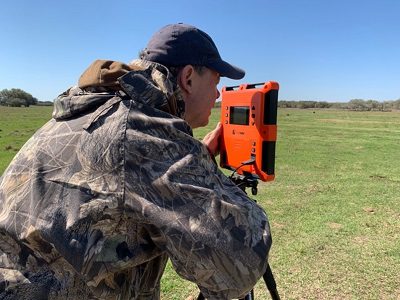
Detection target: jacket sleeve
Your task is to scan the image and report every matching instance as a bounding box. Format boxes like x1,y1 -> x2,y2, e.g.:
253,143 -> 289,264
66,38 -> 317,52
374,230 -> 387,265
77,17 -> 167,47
123,118 -> 272,299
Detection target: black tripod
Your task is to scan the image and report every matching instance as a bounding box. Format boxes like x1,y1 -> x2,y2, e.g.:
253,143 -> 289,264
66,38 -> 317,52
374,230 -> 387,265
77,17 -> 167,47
197,173 -> 280,300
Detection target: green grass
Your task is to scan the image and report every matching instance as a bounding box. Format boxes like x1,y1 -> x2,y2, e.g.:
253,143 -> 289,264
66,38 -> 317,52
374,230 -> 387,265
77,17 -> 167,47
265,109 -> 400,300
0,106 -> 54,173
193,108 -> 400,299
1,106 -> 399,299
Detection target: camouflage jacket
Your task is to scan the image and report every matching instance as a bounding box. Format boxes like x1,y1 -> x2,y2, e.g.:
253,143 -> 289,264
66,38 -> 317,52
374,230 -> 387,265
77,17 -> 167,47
0,60 -> 271,299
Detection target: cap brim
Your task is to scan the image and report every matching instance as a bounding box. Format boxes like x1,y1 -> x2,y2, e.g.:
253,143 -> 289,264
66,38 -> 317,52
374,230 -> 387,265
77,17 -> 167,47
207,59 -> 245,80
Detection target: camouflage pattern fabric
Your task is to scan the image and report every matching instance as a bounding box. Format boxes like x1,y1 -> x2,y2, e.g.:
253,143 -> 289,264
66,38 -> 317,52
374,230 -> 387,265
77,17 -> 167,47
0,59 -> 271,299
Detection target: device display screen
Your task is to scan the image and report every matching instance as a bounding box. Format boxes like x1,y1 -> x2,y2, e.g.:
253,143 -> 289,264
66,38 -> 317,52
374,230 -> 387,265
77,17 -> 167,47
229,106 -> 249,125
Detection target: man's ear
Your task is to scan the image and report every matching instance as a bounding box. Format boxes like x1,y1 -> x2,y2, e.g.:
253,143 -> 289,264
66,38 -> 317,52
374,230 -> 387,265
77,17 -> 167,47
178,65 -> 195,94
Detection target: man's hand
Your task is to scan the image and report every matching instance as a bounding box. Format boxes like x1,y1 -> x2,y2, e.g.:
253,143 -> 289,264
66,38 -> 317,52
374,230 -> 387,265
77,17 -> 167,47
202,122 -> 222,157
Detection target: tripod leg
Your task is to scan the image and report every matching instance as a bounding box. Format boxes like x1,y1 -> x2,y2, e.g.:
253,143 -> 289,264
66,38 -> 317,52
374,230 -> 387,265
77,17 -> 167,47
242,289 -> 255,300
263,263 -> 280,300
197,293 -> 205,300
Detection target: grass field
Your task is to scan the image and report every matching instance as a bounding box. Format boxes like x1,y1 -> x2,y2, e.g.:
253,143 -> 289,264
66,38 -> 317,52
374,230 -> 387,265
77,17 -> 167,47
0,106 -> 54,173
0,105 -> 399,299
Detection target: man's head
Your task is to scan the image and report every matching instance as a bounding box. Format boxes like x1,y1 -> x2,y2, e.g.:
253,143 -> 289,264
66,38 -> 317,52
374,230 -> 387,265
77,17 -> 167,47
141,23 -> 245,80
141,23 -> 245,128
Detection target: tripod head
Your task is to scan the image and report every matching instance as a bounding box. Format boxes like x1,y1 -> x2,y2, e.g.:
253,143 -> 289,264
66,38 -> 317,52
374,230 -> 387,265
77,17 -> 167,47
230,172 -> 259,196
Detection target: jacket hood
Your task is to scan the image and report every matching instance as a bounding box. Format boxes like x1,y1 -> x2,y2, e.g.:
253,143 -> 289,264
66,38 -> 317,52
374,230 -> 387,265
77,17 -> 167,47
52,59 -> 185,120
52,86 -> 115,120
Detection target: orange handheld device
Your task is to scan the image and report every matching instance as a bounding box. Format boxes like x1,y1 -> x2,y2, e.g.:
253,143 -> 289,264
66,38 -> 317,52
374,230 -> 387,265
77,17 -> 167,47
219,81 -> 279,182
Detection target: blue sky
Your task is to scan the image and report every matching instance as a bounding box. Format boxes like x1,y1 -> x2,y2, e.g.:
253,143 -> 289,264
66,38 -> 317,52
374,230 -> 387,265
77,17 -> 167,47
0,0 -> 399,102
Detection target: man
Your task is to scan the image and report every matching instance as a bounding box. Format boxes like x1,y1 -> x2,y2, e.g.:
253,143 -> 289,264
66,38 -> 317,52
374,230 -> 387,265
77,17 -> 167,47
0,23 -> 271,299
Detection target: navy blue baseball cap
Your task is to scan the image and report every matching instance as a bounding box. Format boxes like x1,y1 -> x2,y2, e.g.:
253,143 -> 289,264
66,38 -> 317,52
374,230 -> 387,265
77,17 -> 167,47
142,23 -> 245,80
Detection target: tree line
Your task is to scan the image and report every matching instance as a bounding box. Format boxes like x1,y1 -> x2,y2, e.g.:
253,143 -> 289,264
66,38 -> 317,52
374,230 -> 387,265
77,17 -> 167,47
0,88 -> 39,107
278,99 -> 400,111
2,87 -> 400,111
215,98 -> 400,111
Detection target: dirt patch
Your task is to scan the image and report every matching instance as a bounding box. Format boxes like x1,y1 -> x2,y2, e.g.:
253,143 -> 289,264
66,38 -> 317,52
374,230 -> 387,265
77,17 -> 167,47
272,221 -> 286,229
327,222 -> 343,229
363,207 -> 375,214
353,236 -> 369,244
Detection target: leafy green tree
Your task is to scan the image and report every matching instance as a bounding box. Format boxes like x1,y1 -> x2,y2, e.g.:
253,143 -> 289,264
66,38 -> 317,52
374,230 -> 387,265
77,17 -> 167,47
348,99 -> 367,111
7,98 -> 27,107
0,88 -> 38,107
315,101 -> 331,108
392,99 -> 400,110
